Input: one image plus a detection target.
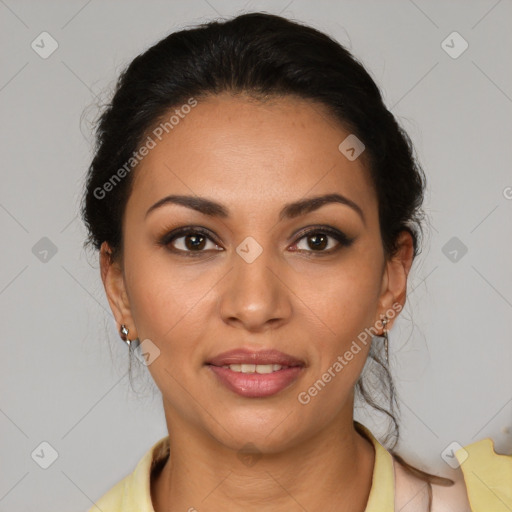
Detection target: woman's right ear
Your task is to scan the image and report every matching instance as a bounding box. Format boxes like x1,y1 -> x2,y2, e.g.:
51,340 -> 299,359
99,241 -> 134,331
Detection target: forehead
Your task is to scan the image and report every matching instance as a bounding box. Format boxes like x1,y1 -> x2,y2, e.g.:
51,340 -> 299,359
129,93 -> 377,220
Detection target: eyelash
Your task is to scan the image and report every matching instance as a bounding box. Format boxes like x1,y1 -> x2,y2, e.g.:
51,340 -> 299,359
157,225 -> 355,258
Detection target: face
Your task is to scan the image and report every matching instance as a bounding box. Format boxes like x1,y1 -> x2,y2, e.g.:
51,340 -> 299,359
101,93 -> 412,453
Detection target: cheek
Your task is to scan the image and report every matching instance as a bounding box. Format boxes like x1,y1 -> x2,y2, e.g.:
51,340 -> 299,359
298,256 -> 381,338
122,250 -> 229,426
124,242 -> 200,327
123,248 -> 220,368
297,259 -> 381,385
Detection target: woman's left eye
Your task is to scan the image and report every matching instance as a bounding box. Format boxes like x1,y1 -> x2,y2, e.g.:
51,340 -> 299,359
291,228 -> 354,254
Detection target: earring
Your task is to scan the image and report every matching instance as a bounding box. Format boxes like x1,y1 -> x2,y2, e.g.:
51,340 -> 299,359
380,316 -> 389,365
119,324 -> 140,350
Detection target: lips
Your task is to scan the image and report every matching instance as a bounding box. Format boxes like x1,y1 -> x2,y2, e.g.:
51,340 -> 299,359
206,348 -> 305,368
205,348 -> 305,398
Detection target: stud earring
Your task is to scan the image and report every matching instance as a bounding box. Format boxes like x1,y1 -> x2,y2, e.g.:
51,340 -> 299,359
119,324 -> 140,350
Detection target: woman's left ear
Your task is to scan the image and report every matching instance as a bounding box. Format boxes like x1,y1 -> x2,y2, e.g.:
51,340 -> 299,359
377,230 -> 415,329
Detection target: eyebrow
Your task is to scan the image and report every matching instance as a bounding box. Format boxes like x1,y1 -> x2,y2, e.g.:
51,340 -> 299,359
145,193 -> 365,225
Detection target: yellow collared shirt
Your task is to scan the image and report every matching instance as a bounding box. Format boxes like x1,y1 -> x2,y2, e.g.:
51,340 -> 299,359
88,422 -> 512,511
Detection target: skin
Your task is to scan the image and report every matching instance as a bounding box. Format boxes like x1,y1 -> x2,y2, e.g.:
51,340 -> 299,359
100,93 -> 414,512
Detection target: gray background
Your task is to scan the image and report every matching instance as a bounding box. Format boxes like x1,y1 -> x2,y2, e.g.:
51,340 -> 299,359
1,0 -> 511,510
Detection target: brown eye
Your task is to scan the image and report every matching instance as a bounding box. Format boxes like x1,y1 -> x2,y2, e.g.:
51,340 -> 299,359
292,227 -> 354,254
304,233 -> 329,251
159,227 -> 223,256
182,233 -> 207,251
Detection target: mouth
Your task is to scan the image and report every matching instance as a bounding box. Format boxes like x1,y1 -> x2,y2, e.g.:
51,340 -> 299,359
212,363 -> 297,374
206,348 -> 305,368
205,348 -> 305,398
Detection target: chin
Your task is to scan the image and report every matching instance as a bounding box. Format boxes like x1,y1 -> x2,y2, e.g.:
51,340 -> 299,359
204,406 -> 309,453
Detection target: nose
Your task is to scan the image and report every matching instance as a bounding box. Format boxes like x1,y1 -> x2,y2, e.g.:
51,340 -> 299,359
218,243 -> 292,333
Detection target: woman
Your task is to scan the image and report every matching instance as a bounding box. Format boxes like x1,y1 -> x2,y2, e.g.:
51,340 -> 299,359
81,12 -> 511,512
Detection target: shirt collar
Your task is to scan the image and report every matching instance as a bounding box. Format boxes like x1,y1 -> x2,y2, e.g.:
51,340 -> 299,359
354,420 -> 395,511
121,421 -> 395,512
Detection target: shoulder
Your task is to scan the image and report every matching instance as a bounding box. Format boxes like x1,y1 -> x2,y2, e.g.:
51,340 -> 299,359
87,476 -> 127,512
456,437 -> 512,511
87,435 -> 170,512
394,438 -> 512,512
393,456 -> 471,512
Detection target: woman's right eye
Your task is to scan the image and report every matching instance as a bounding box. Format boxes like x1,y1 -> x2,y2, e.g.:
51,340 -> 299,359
159,228 -> 223,256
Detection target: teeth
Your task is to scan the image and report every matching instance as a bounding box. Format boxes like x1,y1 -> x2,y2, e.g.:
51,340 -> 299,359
255,364 -> 274,374
222,363 -> 286,373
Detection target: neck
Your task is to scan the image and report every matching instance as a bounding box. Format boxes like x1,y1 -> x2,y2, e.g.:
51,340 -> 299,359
151,413 -> 375,512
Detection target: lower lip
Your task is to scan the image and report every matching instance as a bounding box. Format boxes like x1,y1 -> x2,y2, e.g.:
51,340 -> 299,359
207,365 -> 303,398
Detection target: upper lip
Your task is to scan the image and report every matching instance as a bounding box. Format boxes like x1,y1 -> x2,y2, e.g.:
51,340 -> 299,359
206,348 -> 305,367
